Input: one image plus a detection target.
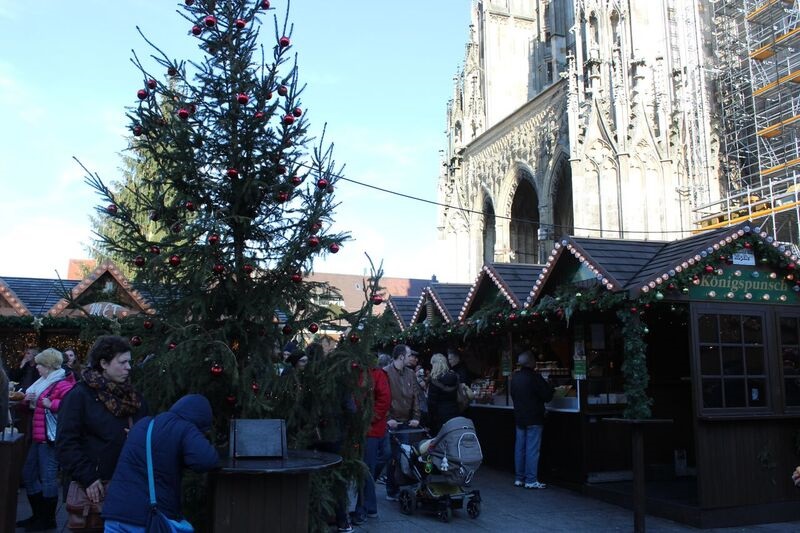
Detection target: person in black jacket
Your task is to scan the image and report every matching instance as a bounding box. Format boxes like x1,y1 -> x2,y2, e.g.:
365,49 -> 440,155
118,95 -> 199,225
56,335 -> 147,506
102,394 -> 219,530
509,350 -> 554,489
426,353 -> 460,434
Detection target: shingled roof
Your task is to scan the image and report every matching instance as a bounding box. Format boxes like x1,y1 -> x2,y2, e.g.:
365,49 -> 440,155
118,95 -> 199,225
386,296 -> 420,331
410,283 -> 471,325
458,263 -> 544,320
1,277 -> 79,316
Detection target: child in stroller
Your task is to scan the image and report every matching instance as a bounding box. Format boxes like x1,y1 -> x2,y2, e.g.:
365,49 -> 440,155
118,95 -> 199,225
390,416 -> 482,522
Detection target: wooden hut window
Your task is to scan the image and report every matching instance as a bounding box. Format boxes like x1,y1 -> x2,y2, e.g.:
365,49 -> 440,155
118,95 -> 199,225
779,315 -> 800,407
696,312 -> 768,411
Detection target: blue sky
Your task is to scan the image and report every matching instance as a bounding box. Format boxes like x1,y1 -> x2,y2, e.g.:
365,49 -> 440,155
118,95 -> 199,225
0,0 -> 471,281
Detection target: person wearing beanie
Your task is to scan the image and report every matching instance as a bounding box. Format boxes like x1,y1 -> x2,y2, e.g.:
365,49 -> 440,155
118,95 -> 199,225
17,348 -> 76,531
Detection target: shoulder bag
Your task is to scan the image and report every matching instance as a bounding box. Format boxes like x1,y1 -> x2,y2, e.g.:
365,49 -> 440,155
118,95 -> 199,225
43,383 -> 60,443
145,418 -> 194,533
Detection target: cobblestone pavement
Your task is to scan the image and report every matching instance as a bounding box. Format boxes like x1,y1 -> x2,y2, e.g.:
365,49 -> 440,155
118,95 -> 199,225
16,466 -> 800,532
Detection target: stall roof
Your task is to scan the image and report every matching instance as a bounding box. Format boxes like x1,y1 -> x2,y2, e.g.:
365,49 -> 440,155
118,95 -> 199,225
459,263 -> 543,321
2,277 -> 79,316
525,221 -> 799,305
386,296 -> 420,331
411,283 -> 471,325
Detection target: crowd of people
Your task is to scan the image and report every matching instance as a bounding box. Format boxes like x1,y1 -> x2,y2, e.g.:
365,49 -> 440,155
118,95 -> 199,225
2,337 -> 499,533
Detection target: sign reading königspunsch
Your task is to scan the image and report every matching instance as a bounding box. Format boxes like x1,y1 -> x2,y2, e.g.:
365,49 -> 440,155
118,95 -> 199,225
688,265 -> 797,304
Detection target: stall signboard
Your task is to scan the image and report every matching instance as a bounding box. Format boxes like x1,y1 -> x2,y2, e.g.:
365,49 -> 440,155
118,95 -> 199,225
688,265 -> 798,304
573,339 -> 586,380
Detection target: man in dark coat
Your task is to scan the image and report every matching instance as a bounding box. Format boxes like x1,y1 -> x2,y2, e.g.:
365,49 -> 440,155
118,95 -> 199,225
509,350 -> 554,489
102,394 -> 219,528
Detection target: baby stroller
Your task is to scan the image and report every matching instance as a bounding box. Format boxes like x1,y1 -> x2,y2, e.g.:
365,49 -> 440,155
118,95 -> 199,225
390,417 -> 482,522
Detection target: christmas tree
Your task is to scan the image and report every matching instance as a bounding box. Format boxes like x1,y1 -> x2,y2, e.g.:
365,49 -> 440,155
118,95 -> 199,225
80,0 -> 382,529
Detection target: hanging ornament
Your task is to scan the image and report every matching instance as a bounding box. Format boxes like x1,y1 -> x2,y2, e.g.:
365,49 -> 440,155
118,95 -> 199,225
292,107 -> 303,117
276,191 -> 290,203
168,342 -> 177,350
283,115 -> 295,125
168,67 -> 178,76
236,93 -> 249,105
191,25 -> 202,35
106,204 -> 118,215
349,333 -> 360,344
130,335 -> 142,347
308,236 -> 320,247
704,265 -> 714,273
254,111 -> 264,120
146,79 -> 157,90
211,363 -> 223,377
308,323 -> 319,333
261,0 -> 270,8
213,264 -> 225,274
235,18 -> 246,29
169,254 -> 181,267
277,85 -> 288,96
291,272 -> 302,283
350,361 -> 360,370
681,287 -> 689,294
276,164 -> 288,175
279,36 -> 291,48
290,175 -> 302,186
654,292 -> 664,301
227,168 -> 239,178
326,184 -> 335,194
149,245 -> 161,255
251,382 -> 260,393
282,324 -> 293,335
371,295 -> 383,305
134,255 -> 145,267
329,243 -> 340,254
184,201 -> 195,211
208,233 -> 220,245
743,242 -> 752,249
143,320 -> 154,330
243,264 -> 254,276
225,394 -> 236,406
137,89 -> 148,100
178,108 -> 190,120
185,0 -> 194,4
133,125 -> 143,136
171,222 -> 182,234
310,222 -> 322,234
204,15 -> 216,27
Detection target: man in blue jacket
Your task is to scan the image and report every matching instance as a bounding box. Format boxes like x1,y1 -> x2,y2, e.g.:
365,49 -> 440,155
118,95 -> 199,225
103,394 -> 219,530
509,351 -> 554,490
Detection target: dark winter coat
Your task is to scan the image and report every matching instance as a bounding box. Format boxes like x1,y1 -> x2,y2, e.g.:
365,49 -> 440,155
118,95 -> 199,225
509,367 -> 554,427
451,362 -> 472,386
56,382 -> 148,487
103,394 -> 219,525
9,361 -> 38,392
427,370 -> 461,433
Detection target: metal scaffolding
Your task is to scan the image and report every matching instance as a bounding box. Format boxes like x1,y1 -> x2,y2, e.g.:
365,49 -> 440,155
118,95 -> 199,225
698,0 -> 800,243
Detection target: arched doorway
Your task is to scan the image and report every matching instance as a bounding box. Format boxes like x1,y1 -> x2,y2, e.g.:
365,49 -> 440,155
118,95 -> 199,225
553,158 -> 574,237
510,177 -> 539,263
482,200 -> 496,265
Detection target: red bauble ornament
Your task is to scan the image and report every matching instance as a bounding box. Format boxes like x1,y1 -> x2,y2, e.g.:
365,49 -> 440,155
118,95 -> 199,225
130,335 -> 142,347
704,265 -> 714,273
371,295 -> 383,305
290,175 -> 302,186
169,254 -> 181,267
134,255 -> 145,267
146,79 -> 157,90
225,394 -> 236,406
630,307 -> 638,314
191,25 -> 202,35
251,382 -> 260,393
316,178 -> 329,189
137,89 -> 148,100
310,222 -> 322,234
254,111 -> 264,120
171,222 -> 182,234
279,36 -> 291,48
213,264 -> 225,274
276,191 -> 290,203
106,204 -> 118,215
185,0 -> 194,5
168,342 -> 177,351
149,245 -> 161,255
292,107 -> 303,117
308,236 -> 320,247
243,264 -> 254,276
143,319 -> 154,330
133,125 -> 143,136
168,67 -> 178,77
204,15 -> 217,27
291,272 -> 302,283
789,263 -> 796,270
235,18 -> 246,29
211,363 -> 223,376
266,90 -> 273,100
227,168 -> 239,178
744,242 -> 752,249
178,108 -> 190,120
308,323 -> 319,333
261,0 -> 270,8
236,93 -> 249,105
283,115 -> 295,125
282,324 -> 293,335
276,164 -> 287,175
208,233 -> 220,245
329,243 -> 340,254
326,184 -> 335,194
348,333 -> 360,344
277,85 -> 288,96
184,201 -> 195,211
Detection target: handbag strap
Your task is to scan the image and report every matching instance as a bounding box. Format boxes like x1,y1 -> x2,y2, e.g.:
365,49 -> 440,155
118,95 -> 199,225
146,418 -> 157,506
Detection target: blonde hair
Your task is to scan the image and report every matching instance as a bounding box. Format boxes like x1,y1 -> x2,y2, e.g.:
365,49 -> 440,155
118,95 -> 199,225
35,348 -> 63,370
430,353 -> 449,380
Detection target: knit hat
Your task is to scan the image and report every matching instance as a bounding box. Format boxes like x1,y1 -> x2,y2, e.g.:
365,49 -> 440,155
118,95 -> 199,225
35,348 -> 63,370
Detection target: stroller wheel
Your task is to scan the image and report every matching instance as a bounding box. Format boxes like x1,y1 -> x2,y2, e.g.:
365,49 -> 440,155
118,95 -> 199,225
399,489 -> 416,515
467,498 -> 481,519
437,506 -> 452,523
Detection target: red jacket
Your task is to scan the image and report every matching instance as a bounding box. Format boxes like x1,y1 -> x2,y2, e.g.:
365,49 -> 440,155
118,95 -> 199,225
32,374 -> 77,443
368,368 -> 391,438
